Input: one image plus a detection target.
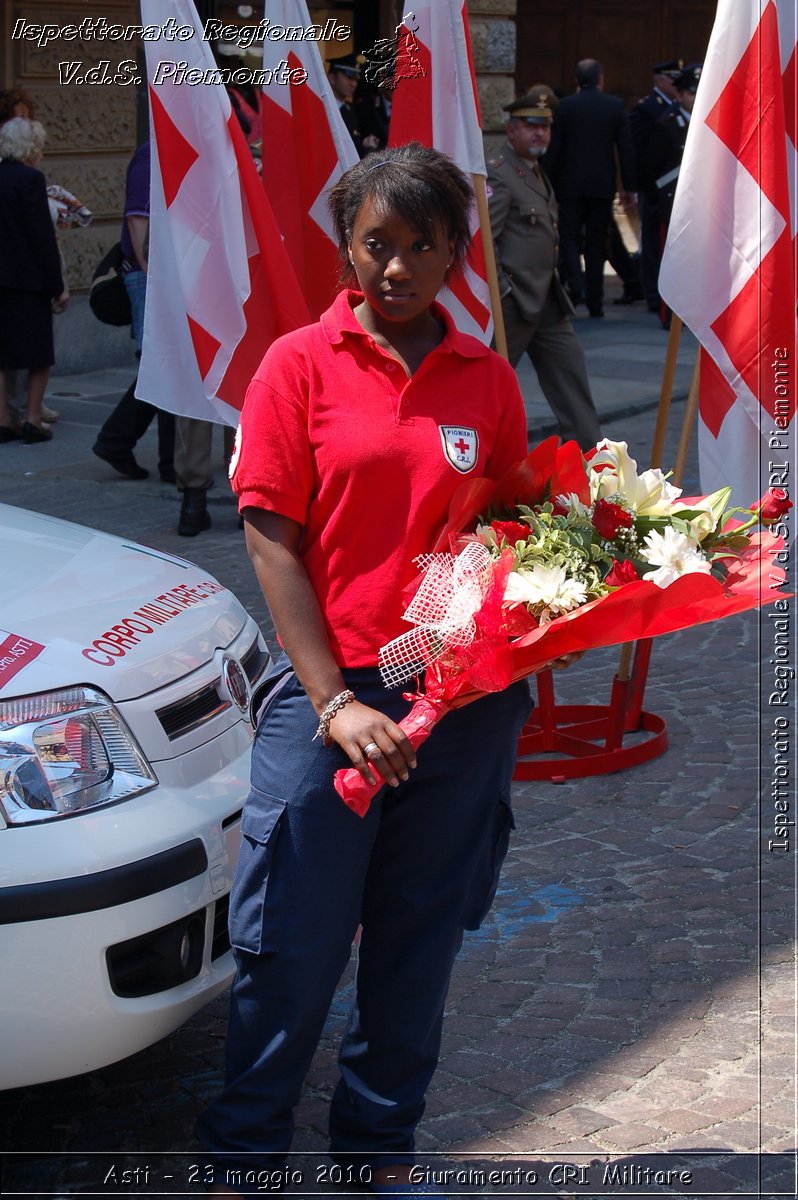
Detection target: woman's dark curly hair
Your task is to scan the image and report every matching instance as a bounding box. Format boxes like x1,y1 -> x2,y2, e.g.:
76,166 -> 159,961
328,143 -> 474,285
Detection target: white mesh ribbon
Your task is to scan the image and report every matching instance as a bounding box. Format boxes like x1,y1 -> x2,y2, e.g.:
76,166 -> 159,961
379,541 -> 494,687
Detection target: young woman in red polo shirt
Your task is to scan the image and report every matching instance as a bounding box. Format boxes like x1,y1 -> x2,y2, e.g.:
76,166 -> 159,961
200,145 -> 540,1198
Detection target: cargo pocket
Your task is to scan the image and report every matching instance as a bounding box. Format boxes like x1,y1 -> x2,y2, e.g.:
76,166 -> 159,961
462,787 -> 515,931
229,790 -> 286,955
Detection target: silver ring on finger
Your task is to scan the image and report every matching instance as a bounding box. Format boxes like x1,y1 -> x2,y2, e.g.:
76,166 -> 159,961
363,741 -> 381,760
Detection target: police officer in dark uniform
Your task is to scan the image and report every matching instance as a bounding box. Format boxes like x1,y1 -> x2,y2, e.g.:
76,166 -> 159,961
327,55 -> 380,158
641,64 -> 702,325
643,64 -> 702,226
629,60 -> 684,311
486,87 -> 601,449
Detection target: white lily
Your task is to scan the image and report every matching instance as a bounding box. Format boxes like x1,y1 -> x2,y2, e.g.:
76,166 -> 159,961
673,486 -> 732,542
589,439 -> 682,517
640,526 -> 712,588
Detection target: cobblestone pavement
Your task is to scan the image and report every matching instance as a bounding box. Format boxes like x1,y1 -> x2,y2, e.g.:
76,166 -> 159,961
0,286 -> 794,1198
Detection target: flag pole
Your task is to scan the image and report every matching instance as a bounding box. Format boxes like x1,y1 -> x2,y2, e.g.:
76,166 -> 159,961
472,172 -> 509,360
673,349 -> 701,488
650,315 -> 683,468
619,315 -> 686,682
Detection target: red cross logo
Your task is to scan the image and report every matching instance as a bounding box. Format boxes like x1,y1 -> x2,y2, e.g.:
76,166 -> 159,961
439,426 -> 478,473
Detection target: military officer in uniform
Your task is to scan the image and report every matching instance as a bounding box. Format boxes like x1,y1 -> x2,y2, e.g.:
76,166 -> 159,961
327,55 -> 380,158
642,64 -> 701,227
629,60 -> 683,311
641,64 -> 702,327
486,88 -> 601,449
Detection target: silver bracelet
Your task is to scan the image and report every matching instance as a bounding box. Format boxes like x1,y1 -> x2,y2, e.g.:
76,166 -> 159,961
313,688 -> 355,745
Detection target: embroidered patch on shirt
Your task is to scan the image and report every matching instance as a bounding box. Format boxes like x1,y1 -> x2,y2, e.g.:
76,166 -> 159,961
439,425 -> 478,473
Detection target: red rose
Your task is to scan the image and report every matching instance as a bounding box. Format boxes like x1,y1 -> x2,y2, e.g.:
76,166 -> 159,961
592,498 -> 633,540
490,519 -> 529,545
756,488 -> 793,524
605,559 -> 640,588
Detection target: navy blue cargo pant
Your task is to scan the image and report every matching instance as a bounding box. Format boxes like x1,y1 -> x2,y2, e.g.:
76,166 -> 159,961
198,659 -> 532,1176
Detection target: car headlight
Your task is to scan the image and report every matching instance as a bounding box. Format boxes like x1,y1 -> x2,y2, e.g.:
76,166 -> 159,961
0,686 -> 157,825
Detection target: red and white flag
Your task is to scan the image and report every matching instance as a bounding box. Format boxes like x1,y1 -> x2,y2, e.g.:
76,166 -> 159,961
386,2 -> 494,342
137,0 -> 310,425
659,0 -> 797,507
259,0 -> 359,319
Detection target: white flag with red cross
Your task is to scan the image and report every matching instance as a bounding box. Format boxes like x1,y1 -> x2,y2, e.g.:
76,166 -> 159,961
385,1 -> 494,343
658,0 -> 797,509
258,0 -> 359,320
137,0 -> 310,425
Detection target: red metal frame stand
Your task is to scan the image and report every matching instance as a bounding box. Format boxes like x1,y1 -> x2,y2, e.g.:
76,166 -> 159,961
513,638 -> 668,782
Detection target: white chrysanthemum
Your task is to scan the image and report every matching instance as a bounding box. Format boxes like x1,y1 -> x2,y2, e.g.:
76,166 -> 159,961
504,564 -> 588,617
589,439 -> 682,516
641,526 -> 712,588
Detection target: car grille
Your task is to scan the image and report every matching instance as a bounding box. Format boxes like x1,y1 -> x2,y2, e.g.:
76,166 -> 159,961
211,892 -> 231,961
157,682 -> 228,740
155,635 -> 266,741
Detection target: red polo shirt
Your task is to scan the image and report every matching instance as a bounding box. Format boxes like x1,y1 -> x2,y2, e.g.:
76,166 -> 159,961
232,290 -> 527,667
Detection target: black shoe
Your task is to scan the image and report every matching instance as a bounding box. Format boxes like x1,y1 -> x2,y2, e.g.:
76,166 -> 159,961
613,292 -> 638,305
588,308 -> 604,318
159,464 -> 177,484
178,487 -> 211,536
22,421 -> 53,444
0,424 -> 22,443
93,444 -> 149,479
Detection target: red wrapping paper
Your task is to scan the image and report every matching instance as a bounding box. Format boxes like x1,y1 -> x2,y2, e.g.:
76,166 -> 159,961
333,695 -> 453,816
333,438 -> 789,815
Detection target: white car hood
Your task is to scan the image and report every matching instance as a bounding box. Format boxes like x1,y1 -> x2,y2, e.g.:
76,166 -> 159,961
2,505 -> 245,701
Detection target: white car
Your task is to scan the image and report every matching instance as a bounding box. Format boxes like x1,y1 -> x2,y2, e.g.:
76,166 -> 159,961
0,503 -> 269,1089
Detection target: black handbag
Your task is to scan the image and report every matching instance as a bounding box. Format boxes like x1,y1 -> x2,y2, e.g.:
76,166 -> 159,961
88,242 -> 132,326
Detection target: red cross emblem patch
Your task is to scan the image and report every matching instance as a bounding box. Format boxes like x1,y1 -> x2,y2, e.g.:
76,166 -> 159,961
439,425 -> 478,473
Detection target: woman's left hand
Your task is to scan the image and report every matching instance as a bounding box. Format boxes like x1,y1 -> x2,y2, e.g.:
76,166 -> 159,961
548,651 -> 585,671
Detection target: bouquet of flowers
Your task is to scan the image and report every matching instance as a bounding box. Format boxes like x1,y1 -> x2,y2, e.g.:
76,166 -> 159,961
46,184 -> 93,229
334,437 -> 791,815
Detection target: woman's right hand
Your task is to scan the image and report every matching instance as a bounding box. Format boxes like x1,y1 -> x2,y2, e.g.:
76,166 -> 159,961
328,700 -> 417,789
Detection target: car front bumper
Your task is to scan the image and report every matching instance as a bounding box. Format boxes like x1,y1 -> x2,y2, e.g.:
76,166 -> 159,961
0,717 -> 253,1090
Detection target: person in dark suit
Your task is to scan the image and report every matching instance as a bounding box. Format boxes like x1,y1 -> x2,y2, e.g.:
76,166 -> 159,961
544,59 -> 636,318
486,88 -> 601,449
0,117 -> 67,444
629,60 -> 683,311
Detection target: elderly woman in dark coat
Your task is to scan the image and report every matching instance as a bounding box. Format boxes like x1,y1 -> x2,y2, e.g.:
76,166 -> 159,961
0,117 -> 68,443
